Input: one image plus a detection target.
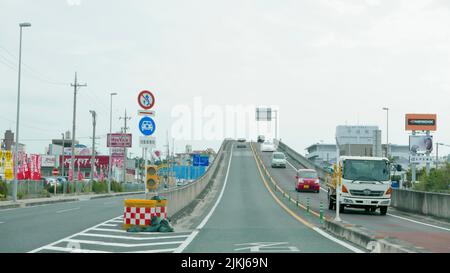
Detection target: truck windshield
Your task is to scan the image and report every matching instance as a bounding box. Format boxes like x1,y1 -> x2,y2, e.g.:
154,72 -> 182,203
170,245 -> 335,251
343,160 -> 390,182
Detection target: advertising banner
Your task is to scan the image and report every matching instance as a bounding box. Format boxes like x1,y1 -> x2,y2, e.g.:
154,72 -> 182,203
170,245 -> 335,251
111,147 -> 125,157
60,155 -> 110,168
409,135 -> 433,154
4,150 -> 14,181
41,155 -> 56,167
107,133 -> 132,148
405,114 -> 437,131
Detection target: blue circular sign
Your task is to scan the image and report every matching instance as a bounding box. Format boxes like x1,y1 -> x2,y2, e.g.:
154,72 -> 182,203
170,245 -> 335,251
139,116 -> 156,136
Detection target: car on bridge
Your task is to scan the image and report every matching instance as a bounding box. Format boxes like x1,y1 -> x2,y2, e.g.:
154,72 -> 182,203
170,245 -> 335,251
295,169 -> 320,193
271,152 -> 287,168
257,135 -> 265,143
261,141 -> 275,152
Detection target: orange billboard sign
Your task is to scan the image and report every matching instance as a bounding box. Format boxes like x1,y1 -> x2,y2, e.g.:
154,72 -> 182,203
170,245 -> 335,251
405,114 -> 437,131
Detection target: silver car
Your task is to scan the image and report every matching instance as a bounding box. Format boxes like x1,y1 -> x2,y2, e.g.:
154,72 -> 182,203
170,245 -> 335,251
271,152 -> 287,168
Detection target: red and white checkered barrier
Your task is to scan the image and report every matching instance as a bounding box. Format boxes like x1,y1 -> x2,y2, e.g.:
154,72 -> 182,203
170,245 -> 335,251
123,206 -> 167,226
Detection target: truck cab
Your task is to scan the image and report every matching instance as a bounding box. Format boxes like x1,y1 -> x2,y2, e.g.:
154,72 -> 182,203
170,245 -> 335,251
327,156 -> 392,215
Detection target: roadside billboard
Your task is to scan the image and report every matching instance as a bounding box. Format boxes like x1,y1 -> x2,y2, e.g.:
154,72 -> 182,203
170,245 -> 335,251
60,156 -> 110,168
107,133 -> 132,148
405,114 -> 437,131
409,135 -> 433,154
41,155 -> 56,167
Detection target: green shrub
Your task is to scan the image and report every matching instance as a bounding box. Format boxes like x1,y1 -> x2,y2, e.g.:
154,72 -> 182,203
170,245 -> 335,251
17,190 -> 25,200
0,180 -> 8,199
111,181 -> 123,193
92,181 -> 107,194
40,189 -> 51,198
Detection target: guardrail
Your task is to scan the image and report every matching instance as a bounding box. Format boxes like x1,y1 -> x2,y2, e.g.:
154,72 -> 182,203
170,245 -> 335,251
277,141 -> 327,181
158,140 -> 232,218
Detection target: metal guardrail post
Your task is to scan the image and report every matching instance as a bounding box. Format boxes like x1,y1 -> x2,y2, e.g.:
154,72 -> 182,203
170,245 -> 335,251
307,197 -> 310,214
320,201 -> 324,224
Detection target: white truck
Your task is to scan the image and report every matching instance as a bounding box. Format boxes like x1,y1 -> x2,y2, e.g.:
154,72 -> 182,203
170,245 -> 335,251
326,156 -> 393,215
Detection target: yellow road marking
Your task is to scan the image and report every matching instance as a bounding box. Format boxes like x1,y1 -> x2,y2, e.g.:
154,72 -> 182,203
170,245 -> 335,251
250,143 -> 315,229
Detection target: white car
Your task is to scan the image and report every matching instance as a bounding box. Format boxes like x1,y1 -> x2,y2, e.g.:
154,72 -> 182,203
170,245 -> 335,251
261,141 -> 276,152
271,152 -> 287,168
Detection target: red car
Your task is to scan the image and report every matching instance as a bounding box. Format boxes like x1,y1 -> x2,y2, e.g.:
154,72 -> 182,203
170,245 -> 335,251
295,169 -> 320,193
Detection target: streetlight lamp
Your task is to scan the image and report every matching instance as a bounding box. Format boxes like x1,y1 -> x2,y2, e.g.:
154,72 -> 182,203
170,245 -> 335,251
13,22 -> 31,203
382,107 -> 389,158
108,92 -> 117,193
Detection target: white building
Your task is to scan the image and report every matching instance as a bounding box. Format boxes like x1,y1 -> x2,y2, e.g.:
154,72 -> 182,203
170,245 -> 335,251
305,144 -> 337,168
336,125 -> 382,157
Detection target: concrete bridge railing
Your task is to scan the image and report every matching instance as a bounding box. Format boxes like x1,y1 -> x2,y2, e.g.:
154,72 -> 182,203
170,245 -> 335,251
157,139 -> 232,218
391,189 -> 450,219
277,140 -> 327,181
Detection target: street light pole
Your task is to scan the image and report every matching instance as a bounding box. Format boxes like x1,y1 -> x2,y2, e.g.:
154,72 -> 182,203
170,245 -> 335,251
13,22 -> 31,203
108,92 -> 117,193
382,107 -> 389,158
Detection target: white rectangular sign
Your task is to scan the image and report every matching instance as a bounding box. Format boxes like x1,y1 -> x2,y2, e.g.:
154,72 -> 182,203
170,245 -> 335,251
410,155 -> 434,164
139,136 -> 156,148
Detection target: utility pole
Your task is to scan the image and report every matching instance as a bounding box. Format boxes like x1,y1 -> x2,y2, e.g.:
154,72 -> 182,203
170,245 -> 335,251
89,110 -> 96,182
119,109 -> 131,183
70,73 -> 87,195
61,133 -> 66,194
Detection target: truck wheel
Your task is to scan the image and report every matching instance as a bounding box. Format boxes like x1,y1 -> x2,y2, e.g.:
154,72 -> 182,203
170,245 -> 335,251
364,206 -> 370,213
370,207 -> 376,212
339,204 -> 345,213
380,206 -> 388,215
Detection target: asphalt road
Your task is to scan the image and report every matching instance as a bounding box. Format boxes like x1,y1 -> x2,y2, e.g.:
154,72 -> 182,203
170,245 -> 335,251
0,193 -> 144,252
181,143 -> 359,253
259,145 -> 450,253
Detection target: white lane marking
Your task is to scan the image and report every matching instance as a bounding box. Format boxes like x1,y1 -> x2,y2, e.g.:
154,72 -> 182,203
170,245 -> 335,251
42,246 -> 110,253
99,223 -> 118,227
312,227 -> 364,253
91,227 -> 192,236
65,238 -> 184,247
0,221 -> 4,224
387,213 -> 450,232
29,215 -> 122,253
79,233 -> 190,240
56,207 -> 81,214
174,143 -> 234,253
126,248 -> 176,253
286,159 -> 298,172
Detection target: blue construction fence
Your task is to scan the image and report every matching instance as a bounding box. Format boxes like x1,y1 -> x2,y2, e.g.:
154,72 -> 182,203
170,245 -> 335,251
158,165 -> 207,180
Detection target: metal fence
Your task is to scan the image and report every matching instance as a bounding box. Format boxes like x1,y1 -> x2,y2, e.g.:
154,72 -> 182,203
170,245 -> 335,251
1,180 -> 145,201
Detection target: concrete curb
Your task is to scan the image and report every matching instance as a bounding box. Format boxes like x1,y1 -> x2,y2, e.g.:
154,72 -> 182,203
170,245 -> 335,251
0,191 -> 144,210
323,219 -> 425,253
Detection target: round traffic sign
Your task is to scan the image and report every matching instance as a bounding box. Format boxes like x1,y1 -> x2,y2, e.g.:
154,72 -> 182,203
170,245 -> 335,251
139,116 -> 156,136
52,168 -> 59,176
138,90 -> 155,110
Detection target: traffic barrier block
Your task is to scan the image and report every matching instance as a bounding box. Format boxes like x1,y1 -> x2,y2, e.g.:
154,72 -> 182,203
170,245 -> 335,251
123,199 -> 168,230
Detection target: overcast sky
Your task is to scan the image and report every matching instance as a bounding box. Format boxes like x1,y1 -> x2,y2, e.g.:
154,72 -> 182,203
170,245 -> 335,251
1,0 -> 449,158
